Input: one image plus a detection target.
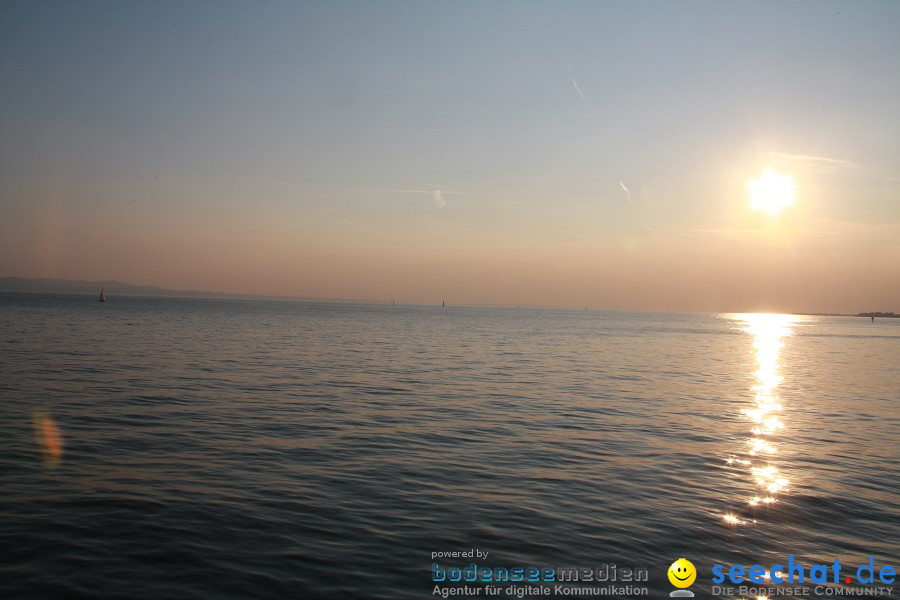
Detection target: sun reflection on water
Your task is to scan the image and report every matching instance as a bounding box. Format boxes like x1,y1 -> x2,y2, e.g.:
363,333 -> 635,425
723,313 -> 797,525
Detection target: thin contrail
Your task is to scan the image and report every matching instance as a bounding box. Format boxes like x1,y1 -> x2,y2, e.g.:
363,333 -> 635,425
572,78 -> 586,101
382,188 -> 464,209
768,151 -> 857,170
568,64 -> 586,102
619,180 -> 633,203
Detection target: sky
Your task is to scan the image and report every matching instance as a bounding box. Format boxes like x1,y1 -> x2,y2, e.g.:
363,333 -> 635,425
1,0 -> 898,312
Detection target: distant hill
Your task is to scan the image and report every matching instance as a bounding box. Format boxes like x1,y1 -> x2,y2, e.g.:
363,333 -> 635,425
0,277 -> 245,299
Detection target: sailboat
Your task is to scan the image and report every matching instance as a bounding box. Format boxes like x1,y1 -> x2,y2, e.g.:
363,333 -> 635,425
99,288 -> 106,303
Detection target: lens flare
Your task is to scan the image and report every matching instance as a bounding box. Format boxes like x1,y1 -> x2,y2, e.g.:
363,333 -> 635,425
33,410 -> 64,467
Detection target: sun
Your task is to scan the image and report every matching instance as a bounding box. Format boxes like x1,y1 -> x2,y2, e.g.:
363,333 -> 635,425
748,168 -> 795,216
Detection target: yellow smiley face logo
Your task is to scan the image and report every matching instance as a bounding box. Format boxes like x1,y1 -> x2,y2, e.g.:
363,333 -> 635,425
668,558 -> 696,588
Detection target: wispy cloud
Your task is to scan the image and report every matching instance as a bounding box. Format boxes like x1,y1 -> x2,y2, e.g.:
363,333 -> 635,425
616,180 -> 659,236
568,64 -> 586,102
767,152 -> 860,175
619,180 -> 633,203
767,152 -> 900,183
572,78 -> 586,101
383,188 -> 464,209
678,224 -> 897,238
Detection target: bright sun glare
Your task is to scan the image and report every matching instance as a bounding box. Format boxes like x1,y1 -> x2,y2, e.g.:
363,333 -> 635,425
748,168 -> 795,216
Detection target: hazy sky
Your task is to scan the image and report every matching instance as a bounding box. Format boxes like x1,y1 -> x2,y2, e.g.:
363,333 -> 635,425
2,1 -> 898,312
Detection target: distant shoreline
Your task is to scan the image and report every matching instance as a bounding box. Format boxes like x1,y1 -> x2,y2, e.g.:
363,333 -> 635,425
0,276 -> 321,303
795,312 -> 900,319
1,276 -> 897,316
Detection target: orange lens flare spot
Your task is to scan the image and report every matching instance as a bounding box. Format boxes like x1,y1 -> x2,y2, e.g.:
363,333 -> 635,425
33,410 -> 64,466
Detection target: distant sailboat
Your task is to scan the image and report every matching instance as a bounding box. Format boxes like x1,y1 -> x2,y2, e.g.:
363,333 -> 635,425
99,288 -> 106,303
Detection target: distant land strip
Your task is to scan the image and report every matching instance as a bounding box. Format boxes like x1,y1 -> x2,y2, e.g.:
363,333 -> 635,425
0,276 -> 273,301
796,311 -> 899,318
2,276 -> 896,317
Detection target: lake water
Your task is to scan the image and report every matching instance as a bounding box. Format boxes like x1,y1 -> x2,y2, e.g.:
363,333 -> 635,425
1,293 -> 898,599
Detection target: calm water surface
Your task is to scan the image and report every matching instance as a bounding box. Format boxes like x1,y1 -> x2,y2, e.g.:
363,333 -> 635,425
1,293 -> 898,598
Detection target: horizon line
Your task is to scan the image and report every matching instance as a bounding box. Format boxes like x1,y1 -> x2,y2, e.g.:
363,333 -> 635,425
0,275 -> 894,317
